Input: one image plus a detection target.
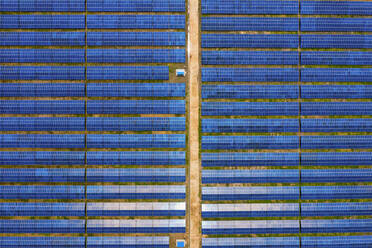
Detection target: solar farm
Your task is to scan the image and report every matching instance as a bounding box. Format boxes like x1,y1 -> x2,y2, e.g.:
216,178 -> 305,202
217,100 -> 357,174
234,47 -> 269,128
0,0 -> 372,247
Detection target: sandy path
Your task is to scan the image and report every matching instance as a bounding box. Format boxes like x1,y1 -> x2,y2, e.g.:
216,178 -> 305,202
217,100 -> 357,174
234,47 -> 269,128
188,0 -> 201,246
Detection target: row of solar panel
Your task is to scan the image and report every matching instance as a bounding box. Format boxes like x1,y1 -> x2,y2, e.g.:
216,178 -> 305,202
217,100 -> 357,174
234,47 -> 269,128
2,117 -> 372,132
202,17 -> 372,32
0,185 -> 370,200
0,168 -> 369,183
0,202 -> 185,216
0,219 -> 185,233
0,66 -> 170,80
0,100 -> 185,114
0,0 -> 185,12
202,85 -> 372,99
202,68 -> 372,82
203,236 -> 372,248
202,186 -> 372,200
1,236 -> 371,248
202,152 -> 372,167
3,236 -> 171,248
0,168 -> 185,182
1,202 -> 371,217
0,15 -> 185,29
0,49 -> 185,63
1,151 -> 371,166
203,169 -> 372,183
0,236 -> 170,248
203,219 -> 372,234
0,134 -> 185,148
0,32 -> 185,46
0,117 -> 186,131
0,151 -> 185,165
202,0 -> 372,15
202,102 -> 372,116
0,185 -> 185,199
202,118 -> 372,133
0,83 -> 185,97
202,202 -> 372,217
202,34 -> 372,48
202,51 -> 372,65
202,135 -> 372,150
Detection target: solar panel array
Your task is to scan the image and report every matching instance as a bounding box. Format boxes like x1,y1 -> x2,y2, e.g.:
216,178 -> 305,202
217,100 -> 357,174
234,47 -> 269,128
0,0 -> 186,247
201,0 -> 372,246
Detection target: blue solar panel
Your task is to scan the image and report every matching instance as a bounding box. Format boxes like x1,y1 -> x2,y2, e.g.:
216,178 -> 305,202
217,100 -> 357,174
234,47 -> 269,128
202,119 -> 299,133
87,134 -> 185,148
87,15 -> 185,29
0,151 -> 85,165
301,102 -> 372,116
87,83 -> 185,97
301,219 -> 372,233
0,49 -> 85,63
301,85 -> 372,98
0,236 -> 85,248
202,203 -> 299,218
0,15 -> 85,29
301,18 -> 372,32
0,219 -> 85,233
202,187 -> 299,201
0,0 -> 85,12
302,169 -> 372,183
202,169 -> 299,184
87,32 -> 185,46
302,52 -> 372,65
302,135 -> 372,149
301,118 -> 372,133
0,134 -> 85,148
302,186 -> 372,199
302,152 -> 372,166
0,202 -> 85,216
0,168 -> 85,182
202,68 -> 299,82
301,1 -> 372,15
301,35 -> 372,49
87,0 -> 185,12
87,66 -> 169,80
302,202 -> 372,217
202,17 -> 298,31
302,68 -> 372,82
87,49 -> 185,63
87,186 -> 185,200
202,34 -> 299,48
0,117 -> 85,131
301,235 -> 372,248
0,185 -> 85,199
87,100 -> 184,114
202,102 -> 299,116
202,51 -> 299,65
0,100 -> 84,114
0,32 -> 85,46
87,236 -> 170,248
202,85 -> 299,99
202,152 -> 299,167
87,168 -> 185,183
202,220 -> 299,234
0,66 -> 85,80
202,136 -> 299,150
201,0 -> 298,14
203,237 -> 300,248
0,83 -> 85,97
87,151 -> 185,165
87,117 -> 185,131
